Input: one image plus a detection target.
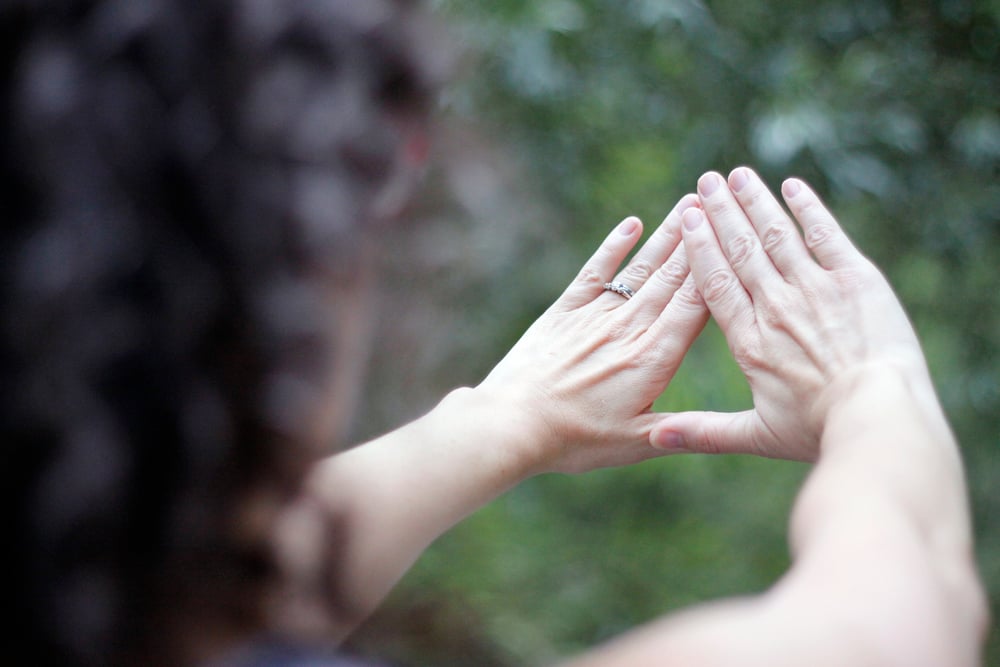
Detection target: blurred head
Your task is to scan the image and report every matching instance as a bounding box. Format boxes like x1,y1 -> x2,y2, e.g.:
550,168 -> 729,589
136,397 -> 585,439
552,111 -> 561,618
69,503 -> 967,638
1,0 -> 444,664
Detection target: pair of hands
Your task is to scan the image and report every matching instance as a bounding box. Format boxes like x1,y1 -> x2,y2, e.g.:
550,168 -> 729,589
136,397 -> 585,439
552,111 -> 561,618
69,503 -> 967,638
478,167 -> 931,474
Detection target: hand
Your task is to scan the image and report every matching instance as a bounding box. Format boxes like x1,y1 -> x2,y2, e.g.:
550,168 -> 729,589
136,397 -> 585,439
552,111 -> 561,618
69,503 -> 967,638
476,195 -> 709,474
650,168 -> 933,462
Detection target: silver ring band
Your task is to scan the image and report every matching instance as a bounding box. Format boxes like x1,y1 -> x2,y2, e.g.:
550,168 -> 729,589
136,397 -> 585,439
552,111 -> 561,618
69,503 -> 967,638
603,281 -> 635,299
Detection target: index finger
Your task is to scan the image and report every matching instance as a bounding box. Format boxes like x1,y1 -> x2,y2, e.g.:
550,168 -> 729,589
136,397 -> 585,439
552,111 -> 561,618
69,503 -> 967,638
681,206 -> 755,334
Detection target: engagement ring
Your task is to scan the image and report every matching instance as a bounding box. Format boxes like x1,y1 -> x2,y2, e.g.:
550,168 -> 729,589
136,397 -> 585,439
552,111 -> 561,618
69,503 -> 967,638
603,281 -> 635,300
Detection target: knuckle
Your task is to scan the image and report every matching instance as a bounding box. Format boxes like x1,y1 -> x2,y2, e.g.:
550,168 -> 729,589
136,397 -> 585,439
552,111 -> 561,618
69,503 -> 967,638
748,427 -> 776,459
654,257 -> 688,287
798,283 -> 823,304
833,260 -> 878,290
703,197 -> 731,219
621,259 -> 655,284
726,232 -> 760,270
630,333 -> 660,358
744,185 -> 770,208
604,317 -> 632,342
575,265 -> 605,288
804,222 -> 838,250
673,278 -> 705,308
758,296 -> 791,329
702,268 -> 738,303
761,224 -> 793,254
731,337 -> 765,373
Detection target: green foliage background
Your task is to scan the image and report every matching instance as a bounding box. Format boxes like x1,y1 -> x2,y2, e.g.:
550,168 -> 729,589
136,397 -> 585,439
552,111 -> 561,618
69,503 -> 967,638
349,1 -> 999,664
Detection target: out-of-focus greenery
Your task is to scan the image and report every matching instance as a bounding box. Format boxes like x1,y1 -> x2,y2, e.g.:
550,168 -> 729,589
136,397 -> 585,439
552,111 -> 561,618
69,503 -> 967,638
348,1 -> 999,665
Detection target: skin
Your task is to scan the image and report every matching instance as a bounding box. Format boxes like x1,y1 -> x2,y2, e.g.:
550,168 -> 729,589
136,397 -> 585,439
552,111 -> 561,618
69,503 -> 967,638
567,169 -> 988,666
272,193 -> 711,639
271,170 -> 987,665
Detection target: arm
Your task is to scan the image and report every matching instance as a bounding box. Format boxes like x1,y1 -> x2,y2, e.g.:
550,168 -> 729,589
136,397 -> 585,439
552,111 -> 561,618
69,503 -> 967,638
566,370 -> 985,667
564,169 -> 987,666
273,195 -> 710,638
780,369 -> 984,666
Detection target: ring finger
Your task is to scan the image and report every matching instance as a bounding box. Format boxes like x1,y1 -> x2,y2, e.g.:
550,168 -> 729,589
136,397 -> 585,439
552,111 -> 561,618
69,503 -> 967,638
600,193 -> 699,307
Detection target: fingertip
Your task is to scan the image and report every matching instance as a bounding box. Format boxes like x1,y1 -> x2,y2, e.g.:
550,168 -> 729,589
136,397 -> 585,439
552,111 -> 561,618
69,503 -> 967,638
681,206 -> 705,231
781,178 -> 803,200
697,171 -> 724,198
618,216 -> 642,236
677,193 -> 700,211
669,195 -> 700,228
728,166 -> 751,193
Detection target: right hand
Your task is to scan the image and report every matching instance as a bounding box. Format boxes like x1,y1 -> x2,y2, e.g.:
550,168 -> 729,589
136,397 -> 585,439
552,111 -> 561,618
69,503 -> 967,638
650,167 -> 934,462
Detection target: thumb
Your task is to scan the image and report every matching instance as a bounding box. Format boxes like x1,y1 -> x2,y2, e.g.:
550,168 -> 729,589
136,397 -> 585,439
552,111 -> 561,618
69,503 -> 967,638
650,409 -> 762,455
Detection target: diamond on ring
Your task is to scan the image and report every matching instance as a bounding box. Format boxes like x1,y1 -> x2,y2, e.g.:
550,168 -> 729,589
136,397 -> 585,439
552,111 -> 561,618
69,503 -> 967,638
603,281 -> 635,299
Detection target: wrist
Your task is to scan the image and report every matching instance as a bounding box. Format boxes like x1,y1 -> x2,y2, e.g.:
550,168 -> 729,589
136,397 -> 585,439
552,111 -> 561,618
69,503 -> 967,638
815,361 -> 928,421
435,384 -> 554,481
814,362 -> 953,455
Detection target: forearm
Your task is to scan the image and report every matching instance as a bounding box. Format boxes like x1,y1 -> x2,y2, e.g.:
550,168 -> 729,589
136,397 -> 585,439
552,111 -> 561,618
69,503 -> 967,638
277,199 -> 707,639
568,171 -> 987,666
793,369 -> 975,584
783,368 -> 986,665
272,206 -> 706,639
299,386 -> 541,637
563,370 -> 986,667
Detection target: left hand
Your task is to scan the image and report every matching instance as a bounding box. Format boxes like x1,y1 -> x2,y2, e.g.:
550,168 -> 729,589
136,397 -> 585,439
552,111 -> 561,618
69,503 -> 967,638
476,194 -> 710,474
648,169 -> 935,462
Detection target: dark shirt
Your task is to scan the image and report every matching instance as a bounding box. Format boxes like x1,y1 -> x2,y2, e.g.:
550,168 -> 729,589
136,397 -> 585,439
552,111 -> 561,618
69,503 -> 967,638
211,639 -> 391,667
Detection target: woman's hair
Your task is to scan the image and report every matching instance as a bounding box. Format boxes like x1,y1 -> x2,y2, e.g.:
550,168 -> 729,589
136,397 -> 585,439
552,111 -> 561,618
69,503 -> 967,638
1,1 -> 441,664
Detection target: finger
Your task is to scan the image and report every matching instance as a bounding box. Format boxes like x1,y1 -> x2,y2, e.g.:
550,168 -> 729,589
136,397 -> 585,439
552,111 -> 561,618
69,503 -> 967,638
605,194 -> 698,301
727,167 -> 816,280
681,206 -> 754,335
697,171 -> 781,295
625,240 -> 692,323
649,409 -> 764,457
557,216 -> 643,311
781,178 -> 864,271
642,272 -> 710,362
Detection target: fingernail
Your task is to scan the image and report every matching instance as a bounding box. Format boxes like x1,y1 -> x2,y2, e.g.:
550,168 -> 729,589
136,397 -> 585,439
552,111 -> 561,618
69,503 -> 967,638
698,172 -> 721,198
652,429 -> 685,451
619,216 -> 640,235
682,207 -> 703,231
678,193 -> 698,211
782,179 -> 801,199
729,167 -> 749,193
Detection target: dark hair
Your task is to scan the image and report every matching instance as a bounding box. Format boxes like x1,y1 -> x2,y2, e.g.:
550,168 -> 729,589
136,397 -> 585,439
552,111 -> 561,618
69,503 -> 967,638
1,1 -> 442,664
